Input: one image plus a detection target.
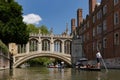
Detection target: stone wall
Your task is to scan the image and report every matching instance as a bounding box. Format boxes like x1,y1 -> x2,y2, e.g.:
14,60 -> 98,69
0,52 -> 10,70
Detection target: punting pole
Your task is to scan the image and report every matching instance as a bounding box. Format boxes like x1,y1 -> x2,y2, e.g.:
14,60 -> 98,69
101,58 -> 108,72
97,47 -> 108,73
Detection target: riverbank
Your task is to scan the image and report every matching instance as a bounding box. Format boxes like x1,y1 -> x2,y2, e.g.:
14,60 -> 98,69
0,67 -> 9,70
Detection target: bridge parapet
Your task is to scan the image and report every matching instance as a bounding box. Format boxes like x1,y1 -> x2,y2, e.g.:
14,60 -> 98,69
30,33 -> 73,38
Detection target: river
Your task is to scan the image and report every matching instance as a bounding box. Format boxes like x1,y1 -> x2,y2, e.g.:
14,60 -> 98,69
0,67 -> 120,80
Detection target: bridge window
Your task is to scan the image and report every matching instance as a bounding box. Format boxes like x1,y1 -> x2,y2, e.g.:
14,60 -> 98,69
54,40 -> 62,53
64,40 -> 71,54
42,39 -> 50,51
29,39 -> 38,52
18,44 -> 26,53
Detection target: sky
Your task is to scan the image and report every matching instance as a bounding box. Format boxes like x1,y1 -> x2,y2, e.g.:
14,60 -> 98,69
16,0 -> 101,34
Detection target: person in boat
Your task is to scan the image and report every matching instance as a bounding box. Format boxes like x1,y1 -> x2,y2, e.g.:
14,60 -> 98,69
96,50 -> 102,69
86,64 -> 91,68
86,64 -> 95,69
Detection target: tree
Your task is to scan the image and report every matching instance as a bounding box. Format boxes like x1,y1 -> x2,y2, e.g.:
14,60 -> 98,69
39,25 -> 49,34
0,40 -> 9,54
27,24 -> 39,33
27,24 -> 50,34
28,57 -> 53,66
0,0 -> 29,44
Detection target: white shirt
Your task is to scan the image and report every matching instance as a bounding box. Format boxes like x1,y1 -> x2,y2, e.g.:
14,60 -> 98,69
96,52 -> 102,58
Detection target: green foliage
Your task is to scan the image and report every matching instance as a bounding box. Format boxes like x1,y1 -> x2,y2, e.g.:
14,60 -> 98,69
27,24 -> 49,34
27,24 -> 39,33
0,0 -> 29,44
0,40 -> 9,53
39,25 -> 49,34
28,57 -> 52,66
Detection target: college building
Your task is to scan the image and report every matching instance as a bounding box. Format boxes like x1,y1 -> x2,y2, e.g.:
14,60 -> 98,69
71,0 -> 120,68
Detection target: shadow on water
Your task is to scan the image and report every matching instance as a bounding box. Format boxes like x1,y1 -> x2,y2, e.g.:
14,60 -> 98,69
72,69 -> 120,80
0,68 -> 120,80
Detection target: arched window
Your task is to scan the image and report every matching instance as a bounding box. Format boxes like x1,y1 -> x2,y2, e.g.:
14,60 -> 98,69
64,40 -> 71,54
54,40 -> 62,53
114,12 -> 119,25
114,33 -> 119,45
103,37 -> 107,48
29,39 -> 38,52
42,39 -> 50,51
18,44 -> 26,53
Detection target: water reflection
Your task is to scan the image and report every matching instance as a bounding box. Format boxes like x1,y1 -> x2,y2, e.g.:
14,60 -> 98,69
71,69 -> 120,80
0,68 -> 120,80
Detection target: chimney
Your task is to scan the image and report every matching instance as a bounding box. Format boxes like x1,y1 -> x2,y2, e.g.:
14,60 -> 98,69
89,0 -> 96,14
77,8 -> 83,27
71,18 -> 76,34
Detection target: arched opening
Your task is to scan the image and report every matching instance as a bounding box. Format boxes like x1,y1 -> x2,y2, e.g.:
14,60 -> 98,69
42,39 -> 50,51
14,53 -> 71,68
54,40 -> 62,53
29,39 -> 38,52
64,40 -> 71,54
18,44 -> 26,53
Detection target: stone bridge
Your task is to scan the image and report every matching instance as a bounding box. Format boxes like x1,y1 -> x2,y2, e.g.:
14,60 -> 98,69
13,52 -> 71,68
9,33 -> 72,68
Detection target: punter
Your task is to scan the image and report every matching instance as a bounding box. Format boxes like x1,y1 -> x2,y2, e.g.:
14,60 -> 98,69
96,50 -> 102,69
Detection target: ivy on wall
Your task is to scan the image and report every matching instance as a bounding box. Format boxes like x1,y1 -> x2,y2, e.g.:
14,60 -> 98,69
0,40 -> 9,54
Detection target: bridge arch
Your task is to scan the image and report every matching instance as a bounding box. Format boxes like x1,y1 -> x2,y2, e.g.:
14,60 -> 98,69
13,53 -> 71,68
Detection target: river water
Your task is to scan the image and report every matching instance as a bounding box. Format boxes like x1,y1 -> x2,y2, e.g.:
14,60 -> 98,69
0,67 -> 120,80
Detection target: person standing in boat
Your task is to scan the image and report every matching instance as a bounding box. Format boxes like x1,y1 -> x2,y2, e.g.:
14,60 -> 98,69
96,50 -> 102,69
